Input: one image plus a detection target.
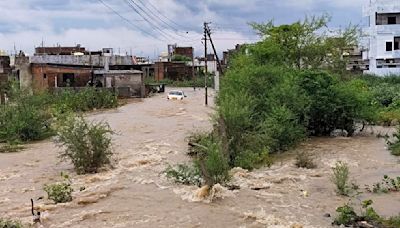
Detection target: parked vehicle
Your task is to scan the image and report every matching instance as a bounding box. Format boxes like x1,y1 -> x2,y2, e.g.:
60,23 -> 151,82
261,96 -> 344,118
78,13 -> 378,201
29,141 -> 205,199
167,90 -> 186,100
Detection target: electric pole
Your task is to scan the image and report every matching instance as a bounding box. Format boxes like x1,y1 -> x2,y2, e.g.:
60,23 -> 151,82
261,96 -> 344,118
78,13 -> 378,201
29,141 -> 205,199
206,28 -> 223,77
204,22 -> 208,106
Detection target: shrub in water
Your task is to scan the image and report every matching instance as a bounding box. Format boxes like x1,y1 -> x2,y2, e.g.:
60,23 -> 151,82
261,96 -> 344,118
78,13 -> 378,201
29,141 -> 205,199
0,218 -> 23,228
295,151 -> 316,169
331,161 -> 350,196
44,173 -> 73,204
188,132 -> 230,186
55,116 -> 114,174
387,127 -> 400,156
165,164 -> 202,186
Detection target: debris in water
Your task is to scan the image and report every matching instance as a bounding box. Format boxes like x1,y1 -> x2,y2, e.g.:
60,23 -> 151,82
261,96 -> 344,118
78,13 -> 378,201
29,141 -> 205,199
174,184 -> 235,203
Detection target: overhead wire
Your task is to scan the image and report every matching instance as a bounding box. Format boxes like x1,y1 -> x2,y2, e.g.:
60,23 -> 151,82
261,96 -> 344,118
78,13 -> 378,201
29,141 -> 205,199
125,0 -> 198,42
123,0 -> 173,40
144,0 -> 188,30
97,0 -> 166,42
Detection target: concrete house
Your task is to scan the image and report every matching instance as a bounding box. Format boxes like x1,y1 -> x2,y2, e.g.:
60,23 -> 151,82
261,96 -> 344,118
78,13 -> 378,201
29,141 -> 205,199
363,0 -> 400,76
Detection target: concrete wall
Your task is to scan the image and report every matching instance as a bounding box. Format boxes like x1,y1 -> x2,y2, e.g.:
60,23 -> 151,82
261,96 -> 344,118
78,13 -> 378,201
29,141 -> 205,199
15,56 -> 33,94
30,55 -> 134,67
31,64 -> 92,91
102,73 -> 144,97
153,62 -> 191,81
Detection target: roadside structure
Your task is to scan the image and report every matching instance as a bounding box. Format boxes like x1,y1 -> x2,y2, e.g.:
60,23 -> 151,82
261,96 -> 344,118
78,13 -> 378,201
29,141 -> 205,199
362,0 -> 400,75
12,45 -> 145,97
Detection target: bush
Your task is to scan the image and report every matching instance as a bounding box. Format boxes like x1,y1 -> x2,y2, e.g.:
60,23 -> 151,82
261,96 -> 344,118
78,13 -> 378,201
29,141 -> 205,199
165,164 -> 202,186
333,200 -> 398,227
188,132 -> 230,186
299,72 -> 375,136
333,203 -> 357,226
295,151 -> 316,169
388,127 -> 400,156
331,161 -> 350,196
0,95 -> 53,144
0,218 -> 23,228
44,173 -> 73,204
55,116 -> 114,174
369,175 -> 400,193
217,64 -> 309,169
54,88 -> 118,113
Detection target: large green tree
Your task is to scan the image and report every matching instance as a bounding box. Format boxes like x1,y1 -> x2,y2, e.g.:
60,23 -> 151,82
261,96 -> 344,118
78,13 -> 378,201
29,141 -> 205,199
249,15 -> 359,72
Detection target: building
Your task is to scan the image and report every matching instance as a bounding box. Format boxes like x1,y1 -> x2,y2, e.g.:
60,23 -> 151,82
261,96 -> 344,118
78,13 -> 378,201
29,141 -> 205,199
35,44 -> 86,56
173,47 -> 194,60
94,70 -> 145,97
362,0 -> 400,76
153,61 -> 192,81
12,46 -> 145,97
0,54 -> 11,103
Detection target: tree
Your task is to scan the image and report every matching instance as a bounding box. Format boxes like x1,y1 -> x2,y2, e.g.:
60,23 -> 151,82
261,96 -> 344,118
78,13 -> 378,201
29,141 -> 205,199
249,15 -> 359,72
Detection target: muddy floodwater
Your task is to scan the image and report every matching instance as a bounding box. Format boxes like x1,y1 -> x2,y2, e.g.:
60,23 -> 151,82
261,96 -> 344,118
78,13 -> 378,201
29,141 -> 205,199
0,88 -> 399,228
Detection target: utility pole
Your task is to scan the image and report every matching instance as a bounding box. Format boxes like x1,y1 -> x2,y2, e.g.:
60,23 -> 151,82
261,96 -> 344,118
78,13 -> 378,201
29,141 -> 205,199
206,28 -> 223,77
204,22 -> 208,106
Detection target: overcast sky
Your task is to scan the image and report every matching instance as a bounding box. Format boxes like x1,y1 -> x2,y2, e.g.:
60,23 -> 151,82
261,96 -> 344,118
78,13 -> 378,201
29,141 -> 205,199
0,0 -> 365,58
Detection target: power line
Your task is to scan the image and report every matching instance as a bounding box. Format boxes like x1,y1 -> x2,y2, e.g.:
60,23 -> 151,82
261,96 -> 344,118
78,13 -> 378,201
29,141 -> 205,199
136,0 -> 199,40
97,0 -> 165,42
135,0 -> 182,33
145,0 -> 188,30
124,0 -> 172,40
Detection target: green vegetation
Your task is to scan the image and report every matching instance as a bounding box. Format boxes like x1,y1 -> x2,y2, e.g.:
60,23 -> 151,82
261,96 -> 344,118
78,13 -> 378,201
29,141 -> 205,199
387,127 -> 400,156
55,116 -> 114,174
0,218 -> 23,228
368,175 -> 400,193
333,200 -> 400,228
331,161 -> 350,196
295,151 -> 316,169
171,54 -> 192,62
215,15 -> 374,170
0,84 -> 117,146
189,132 -> 231,186
165,164 -> 202,186
361,75 -> 400,126
44,172 -> 73,204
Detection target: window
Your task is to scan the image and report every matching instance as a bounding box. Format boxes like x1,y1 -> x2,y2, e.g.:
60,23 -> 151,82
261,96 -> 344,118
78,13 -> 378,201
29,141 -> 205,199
43,74 -> 47,79
386,42 -> 393,51
395,37 -> 400,50
388,16 -> 397,25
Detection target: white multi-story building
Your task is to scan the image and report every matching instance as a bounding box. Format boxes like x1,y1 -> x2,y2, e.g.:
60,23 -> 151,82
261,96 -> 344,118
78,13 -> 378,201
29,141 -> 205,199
363,0 -> 400,76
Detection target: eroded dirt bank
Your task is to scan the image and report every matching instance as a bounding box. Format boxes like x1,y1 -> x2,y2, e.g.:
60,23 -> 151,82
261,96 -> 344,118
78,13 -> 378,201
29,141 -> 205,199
0,88 -> 399,228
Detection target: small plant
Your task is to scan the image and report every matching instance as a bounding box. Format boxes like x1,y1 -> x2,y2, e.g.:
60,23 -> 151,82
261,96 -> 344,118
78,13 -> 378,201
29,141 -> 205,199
0,218 -> 23,228
44,173 -> 73,204
387,127 -> 400,156
295,151 -> 316,169
368,175 -> 400,193
165,164 -> 202,186
384,215 -> 400,228
0,144 -> 24,153
362,200 -> 381,222
331,161 -> 350,196
55,116 -> 114,174
333,203 -> 357,226
332,200 -> 377,226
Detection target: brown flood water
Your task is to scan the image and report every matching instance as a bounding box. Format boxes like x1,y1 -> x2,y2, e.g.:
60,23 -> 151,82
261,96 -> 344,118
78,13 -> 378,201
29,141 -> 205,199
0,88 -> 399,228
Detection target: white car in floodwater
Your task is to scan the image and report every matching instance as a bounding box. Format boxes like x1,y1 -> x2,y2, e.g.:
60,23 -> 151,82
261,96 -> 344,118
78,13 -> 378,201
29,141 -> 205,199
167,90 -> 186,100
